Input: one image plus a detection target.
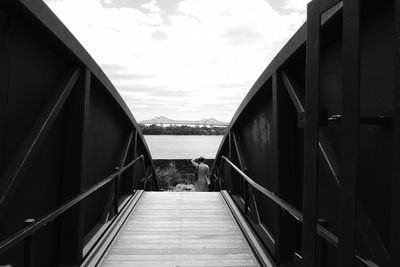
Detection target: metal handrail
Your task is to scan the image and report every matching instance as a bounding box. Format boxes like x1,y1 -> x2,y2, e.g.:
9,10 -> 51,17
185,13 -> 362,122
221,156 -> 338,246
0,155 -> 145,255
221,156 -> 337,245
221,156 -> 378,266
222,156 -> 303,221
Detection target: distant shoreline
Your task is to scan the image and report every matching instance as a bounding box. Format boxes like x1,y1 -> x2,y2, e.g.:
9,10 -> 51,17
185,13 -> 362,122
143,134 -> 224,136
140,124 -> 227,135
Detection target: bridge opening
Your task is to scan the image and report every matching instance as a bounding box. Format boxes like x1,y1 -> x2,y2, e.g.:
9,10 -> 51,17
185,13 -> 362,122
1,0 -> 399,267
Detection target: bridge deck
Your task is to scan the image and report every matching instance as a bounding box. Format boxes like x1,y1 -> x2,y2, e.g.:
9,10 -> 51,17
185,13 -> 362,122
99,192 -> 260,267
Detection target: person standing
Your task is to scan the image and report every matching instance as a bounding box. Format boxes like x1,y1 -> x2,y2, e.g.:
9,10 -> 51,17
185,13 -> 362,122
191,157 -> 210,192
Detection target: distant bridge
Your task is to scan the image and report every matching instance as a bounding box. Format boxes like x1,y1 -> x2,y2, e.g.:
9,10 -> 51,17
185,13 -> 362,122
140,116 -> 229,127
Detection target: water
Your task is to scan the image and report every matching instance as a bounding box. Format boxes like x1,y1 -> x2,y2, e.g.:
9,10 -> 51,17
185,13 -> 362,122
144,135 -> 224,159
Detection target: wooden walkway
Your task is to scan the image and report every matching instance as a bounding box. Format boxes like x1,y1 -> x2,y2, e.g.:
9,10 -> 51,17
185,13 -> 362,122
100,192 -> 260,267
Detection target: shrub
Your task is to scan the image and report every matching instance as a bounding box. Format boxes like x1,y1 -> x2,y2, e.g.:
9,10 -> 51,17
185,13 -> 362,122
157,162 -> 194,191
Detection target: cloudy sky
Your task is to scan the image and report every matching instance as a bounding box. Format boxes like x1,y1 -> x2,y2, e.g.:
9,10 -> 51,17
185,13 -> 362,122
43,0 -> 310,122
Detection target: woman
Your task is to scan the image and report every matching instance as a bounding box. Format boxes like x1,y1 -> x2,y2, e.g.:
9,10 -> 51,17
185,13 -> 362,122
191,157 -> 210,192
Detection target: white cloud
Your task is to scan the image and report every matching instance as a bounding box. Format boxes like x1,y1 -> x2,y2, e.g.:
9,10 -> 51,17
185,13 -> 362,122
141,0 -> 161,13
44,0 -> 306,122
283,0 -> 311,12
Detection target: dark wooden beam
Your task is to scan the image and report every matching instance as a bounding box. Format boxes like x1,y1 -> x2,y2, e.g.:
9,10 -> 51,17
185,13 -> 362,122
140,154 -> 148,190
231,131 -> 243,202
231,131 -> 247,210
284,70 -> 389,267
0,11 -> 10,177
231,132 -> 247,172
282,71 -> 341,185
281,72 -> 305,113
23,219 -> 35,267
132,130 -> 138,191
283,67 -> 389,265
302,2 -> 320,265
101,131 -> 133,222
391,0 -> 400,265
357,204 -> 391,266
114,131 -> 133,212
337,1 -> 360,265
272,72 -> 283,261
281,71 -> 305,129
282,67 -> 390,266
0,68 -> 81,218
58,68 -> 90,265
318,130 -> 341,185
228,131 -> 232,160
228,131 -> 233,193
231,131 -> 259,223
120,130 -> 135,195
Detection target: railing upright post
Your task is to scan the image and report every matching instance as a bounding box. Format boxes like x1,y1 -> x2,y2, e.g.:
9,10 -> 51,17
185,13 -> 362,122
141,157 -> 147,190
317,219 -> 328,267
228,132 -> 232,193
391,0 -> 400,265
219,170 -> 223,190
132,130 -> 138,192
244,179 -> 249,215
217,164 -> 223,190
143,176 -> 147,191
113,167 -> 119,215
24,219 -> 35,267
148,175 -> 152,191
302,1 -> 321,265
338,0 -> 361,265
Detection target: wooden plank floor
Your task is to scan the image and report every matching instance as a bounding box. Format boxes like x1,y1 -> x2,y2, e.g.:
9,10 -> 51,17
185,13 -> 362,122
100,192 -> 260,267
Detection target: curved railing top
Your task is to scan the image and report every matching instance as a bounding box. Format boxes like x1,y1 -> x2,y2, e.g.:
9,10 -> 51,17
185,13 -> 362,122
214,3 -> 342,160
214,23 -> 306,160
14,0 -> 153,163
231,23 -> 306,127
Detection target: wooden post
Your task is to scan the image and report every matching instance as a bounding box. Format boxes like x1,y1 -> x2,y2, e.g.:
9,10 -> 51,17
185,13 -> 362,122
302,2 -> 321,265
391,0 -> 400,265
337,1 -> 360,266
24,219 -> 35,267
132,130 -> 138,191
244,179 -> 249,215
0,11 -> 10,177
58,68 -> 90,265
114,167 -> 119,215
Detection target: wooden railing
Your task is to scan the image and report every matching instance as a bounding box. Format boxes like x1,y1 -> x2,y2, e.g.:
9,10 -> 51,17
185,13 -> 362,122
0,0 -> 159,265
218,156 -> 376,266
212,0 -> 398,266
0,155 -> 149,264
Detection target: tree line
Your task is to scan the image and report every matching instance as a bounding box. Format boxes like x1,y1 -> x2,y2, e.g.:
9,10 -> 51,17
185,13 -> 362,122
139,124 -> 226,135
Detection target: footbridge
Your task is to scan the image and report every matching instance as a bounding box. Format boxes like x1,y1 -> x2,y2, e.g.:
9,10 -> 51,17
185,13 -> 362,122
0,0 -> 399,266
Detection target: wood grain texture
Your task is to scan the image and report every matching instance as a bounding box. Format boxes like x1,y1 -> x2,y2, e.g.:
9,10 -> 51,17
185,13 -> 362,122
100,192 -> 259,267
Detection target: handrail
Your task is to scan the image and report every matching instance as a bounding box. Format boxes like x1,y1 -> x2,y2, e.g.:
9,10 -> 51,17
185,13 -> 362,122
220,156 -> 377,267
0,155 -> 145,255
221,156 -> 303,221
